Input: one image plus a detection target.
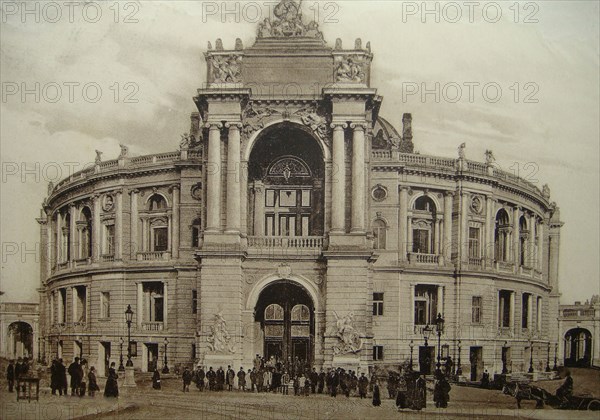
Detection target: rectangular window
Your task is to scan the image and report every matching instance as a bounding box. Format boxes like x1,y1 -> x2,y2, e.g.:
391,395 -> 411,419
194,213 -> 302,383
59,288 -> 67,324
265,190 -> 276,207
536,297 -> 542,331
414,285 -> 439,325
373,293 -> 384,316
301,190 -> 311,207
192,290 -> 197,314
522,293 -> 531,329
469,227 -> 480,258
153,227 -> 168,252
105,224 -> 115,255
413,229 -> 430,254
191,343 -> 196,360
279,190 -> 297,207
373,345 -> 384,361
101,292 -> 110,318
266,215 -> 274,236
49,293 -> 55,325
472,296 -> 482,324
143,282 -> 165,323
192,227 -> 199,248
75,286 -> 87,324
301,215 -> 310,236
498,290 -> 512,328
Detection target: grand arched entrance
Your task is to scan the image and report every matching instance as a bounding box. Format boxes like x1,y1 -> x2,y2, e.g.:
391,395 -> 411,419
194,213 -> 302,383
255,281 -> 315,368
7,321 -> 33,358
247,123 -> 325,238
564,328 -> 593,367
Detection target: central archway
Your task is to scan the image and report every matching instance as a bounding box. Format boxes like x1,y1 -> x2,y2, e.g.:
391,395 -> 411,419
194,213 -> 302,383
254,280 -> 315,369
564,328 -> 592,367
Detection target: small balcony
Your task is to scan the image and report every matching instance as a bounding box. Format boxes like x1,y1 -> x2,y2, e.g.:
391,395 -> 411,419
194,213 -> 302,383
247,236 -> 324,249
137,251 -> 171,261
141,321 -> 164,331
408,252 -> 441,265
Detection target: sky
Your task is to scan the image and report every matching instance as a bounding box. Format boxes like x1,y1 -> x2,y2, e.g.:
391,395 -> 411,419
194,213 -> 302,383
0,0 -> 599,304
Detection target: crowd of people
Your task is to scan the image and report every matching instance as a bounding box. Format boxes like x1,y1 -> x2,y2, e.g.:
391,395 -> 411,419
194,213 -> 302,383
46,357 -> 109,397
5,357 -> 31,393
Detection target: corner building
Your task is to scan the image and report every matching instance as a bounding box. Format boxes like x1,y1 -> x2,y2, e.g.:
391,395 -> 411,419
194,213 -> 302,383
38,4 -> 563,379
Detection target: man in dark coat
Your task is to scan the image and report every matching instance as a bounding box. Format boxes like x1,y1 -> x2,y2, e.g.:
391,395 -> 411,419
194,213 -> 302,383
396,371 -> 409,410
206,367 -> 216,391
556,370 -> 574,402
412,374 -> 427,410
226,365 -> 235,391
329,369 -> 339,397
317,369 -> 325,394
216,366 -> 225,391
152,368 -> 161,390
249,368 -> 256,392
182,367 -> 193,392
433,372 -> 451,408
6,360 -> 15,392
196,366 -> 205,391
14,358 -> 23,383
68,357 -> 83,396
50,359 -> 60,395
237,367 -> 246,391
310,368 -> 318,394
358,373 -> 368,399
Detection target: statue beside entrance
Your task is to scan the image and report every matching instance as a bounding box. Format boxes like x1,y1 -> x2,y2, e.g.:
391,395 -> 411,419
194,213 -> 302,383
332,311 -> 364,354
207,311 -> 236,353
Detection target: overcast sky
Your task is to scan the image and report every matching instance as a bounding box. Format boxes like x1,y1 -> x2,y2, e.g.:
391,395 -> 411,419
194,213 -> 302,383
1,1 -> 598,304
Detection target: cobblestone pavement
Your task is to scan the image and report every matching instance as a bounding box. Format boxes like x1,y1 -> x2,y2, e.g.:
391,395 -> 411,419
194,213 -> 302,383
2,375 -> 599,420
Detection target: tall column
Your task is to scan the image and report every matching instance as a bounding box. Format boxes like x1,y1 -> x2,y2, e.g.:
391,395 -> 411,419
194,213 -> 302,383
486,197 -> 495,266
71,287 -> 77,325
443,192 -> 453,261
206,123 -> 223,232
398,187 -> 409,260
46,215 -> 53,275
226,123 -> 242,233
92,195 -> 101,261
460,191 -> 469,263
433,219 -> 440,255
141,218 -> 148,253
528,214 -> 536,268
171,186 -> 180,258
69,204 -> 76,263
55,212 -> 62,264
331,123 -> 347,233
509,291 -> 516,334
253,182 -> 265,236
130,189 -> 139,258
115,190 -> 123,260
137,283 -> 143,328
350,123 -> 366,232
512,207 -> 520,267
537,221 -> 544,271
163,282 -> 168,329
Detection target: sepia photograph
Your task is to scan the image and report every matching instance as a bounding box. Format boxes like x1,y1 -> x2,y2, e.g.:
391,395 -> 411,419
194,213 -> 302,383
0,0 -> 599,418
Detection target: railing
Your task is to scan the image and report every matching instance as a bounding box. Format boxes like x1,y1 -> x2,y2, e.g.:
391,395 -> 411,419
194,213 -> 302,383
496,261 -> 514,272
563,308 -> 596,318
74,258 -> 91,267
372,151 -> 392,160
466,160 -> 488,175
408,252 -> 440,264
247,236 -> 324,249
141,322 -> 164,331
468,257 -> 483,267
101,254 -> 115,262
137,251 -> 171,261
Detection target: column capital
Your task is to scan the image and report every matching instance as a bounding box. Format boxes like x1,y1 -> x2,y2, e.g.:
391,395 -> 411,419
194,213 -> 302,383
168,184 -> 180,193
444,190 -> 455,197
224,122 -> 243,130
330,122 -> 348,130
350,122 -> 368,131
399,186 -> 410,192
205,122 -> 223,129
128,188 -> 140,196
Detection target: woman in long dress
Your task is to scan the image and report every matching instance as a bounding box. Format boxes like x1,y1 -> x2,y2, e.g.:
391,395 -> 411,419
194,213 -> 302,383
104,362 -> 119,398
372,380 -> 381,407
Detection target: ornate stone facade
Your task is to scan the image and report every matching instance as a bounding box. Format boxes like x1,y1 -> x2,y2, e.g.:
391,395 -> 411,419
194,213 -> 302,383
38,1 -> 562,378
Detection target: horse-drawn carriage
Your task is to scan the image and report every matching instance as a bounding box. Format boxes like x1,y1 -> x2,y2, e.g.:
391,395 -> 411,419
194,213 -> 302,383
503,381 -> 600,411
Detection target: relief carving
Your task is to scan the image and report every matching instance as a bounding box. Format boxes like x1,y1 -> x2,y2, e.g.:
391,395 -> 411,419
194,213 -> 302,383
332,311 -> 364,354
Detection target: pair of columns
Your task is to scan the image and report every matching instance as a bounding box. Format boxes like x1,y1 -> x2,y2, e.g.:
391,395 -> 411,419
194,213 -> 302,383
331,122 -> 368,233
205,122 -> 242,233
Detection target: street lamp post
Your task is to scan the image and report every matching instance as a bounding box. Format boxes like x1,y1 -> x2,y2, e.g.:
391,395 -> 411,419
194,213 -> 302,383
528,340 -> 534,374
421,324 -> 433,375
435,313 -> 445,375
125,304 -> 133,367
546,342 -> 551,372
409,340 -> 414,371
118,337 -> 125,372
456,340 -> 462,376
553,342 -> 558,371
162,338 -> 169,374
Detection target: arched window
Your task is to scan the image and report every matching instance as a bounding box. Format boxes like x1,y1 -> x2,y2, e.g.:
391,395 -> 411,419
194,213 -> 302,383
519,216 -> 528,267
494,209 -> 511,262
291,304 -> 310,337
149,194 -> 167,211
372,219 -> 387,250
265,304 -> 284,321
78,207 -> 93,259
412,196 -> 437,254
264,304 -> 284,338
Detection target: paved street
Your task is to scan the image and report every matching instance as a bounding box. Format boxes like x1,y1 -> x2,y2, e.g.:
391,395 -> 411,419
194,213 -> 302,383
2,370 -> 599,420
